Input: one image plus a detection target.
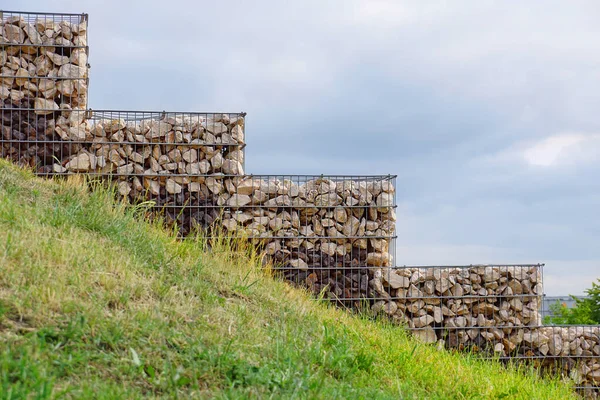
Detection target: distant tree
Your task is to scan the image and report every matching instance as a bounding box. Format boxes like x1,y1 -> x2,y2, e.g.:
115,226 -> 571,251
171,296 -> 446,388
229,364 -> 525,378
543,278 -> 600,325
583,278 -> 600,323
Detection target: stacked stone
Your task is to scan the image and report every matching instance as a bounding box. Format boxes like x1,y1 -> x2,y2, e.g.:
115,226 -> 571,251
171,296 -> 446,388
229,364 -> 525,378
374,265 -> 543,342
2,111 -> 395,301
135,175 -> 396,300
0,12 -> 89,110
500,326 -> 600,395
214,176 -> 396,302
534,326 -> 600,395
0,12 -> 397,302
79,112 -> 245,187
1,111 -> 245,194
103,169 -> 396,301
370,265 -> 599,395
1,7 -> 596,396
1,12 -> 89,169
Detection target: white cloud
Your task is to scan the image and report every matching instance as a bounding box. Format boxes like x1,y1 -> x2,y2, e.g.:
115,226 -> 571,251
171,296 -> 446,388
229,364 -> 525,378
475,132 -> 600,169
348,1 -> 451,27
523,134 -> 586,166
523,133 -> 600,167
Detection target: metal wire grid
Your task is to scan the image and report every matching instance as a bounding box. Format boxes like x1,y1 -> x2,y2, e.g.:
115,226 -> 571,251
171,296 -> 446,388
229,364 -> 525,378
130,174 -> 397,306
0,6 -> 595,399
0,10 -> 87,25
305,264 -> 542,314
0,109 -> 247,144
134,174 -> 398,300
0,108 -> 246,176
380,265 -> 598,393
0,108 -> 392,275
257,261 -> 600,392
152,174 -> 396,243
88,109 -> 246,145
0,107 -> 398,288
1,10 -> 89,110
377,264 -> 544,331
430,325 -> 600,393
481,325 -> 599,393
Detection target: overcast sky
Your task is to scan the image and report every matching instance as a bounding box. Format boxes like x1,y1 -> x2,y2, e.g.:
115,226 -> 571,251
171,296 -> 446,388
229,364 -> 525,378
8,0 -> 600,295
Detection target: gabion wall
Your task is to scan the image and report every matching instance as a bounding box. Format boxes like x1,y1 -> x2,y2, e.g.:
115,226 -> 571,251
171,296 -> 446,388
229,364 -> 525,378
1,7 -> 598,398
1,10 -> 88,110
1,109 -> 245,182
372,265 -> 599,395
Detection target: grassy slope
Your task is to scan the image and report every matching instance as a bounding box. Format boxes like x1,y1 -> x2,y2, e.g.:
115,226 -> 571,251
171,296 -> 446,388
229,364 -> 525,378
0,159 -> 575,400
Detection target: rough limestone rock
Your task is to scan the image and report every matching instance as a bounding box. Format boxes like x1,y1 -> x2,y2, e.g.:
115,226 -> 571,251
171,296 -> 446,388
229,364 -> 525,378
0,17 -> 89,110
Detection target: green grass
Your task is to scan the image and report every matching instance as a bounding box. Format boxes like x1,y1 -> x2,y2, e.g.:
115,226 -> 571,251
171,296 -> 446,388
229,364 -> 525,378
0,159 -> 576,399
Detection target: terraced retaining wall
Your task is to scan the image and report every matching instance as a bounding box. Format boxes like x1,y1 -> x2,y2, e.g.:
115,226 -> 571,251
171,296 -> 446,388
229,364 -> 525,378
0,109 -> 397,304
1,7 -> 598,398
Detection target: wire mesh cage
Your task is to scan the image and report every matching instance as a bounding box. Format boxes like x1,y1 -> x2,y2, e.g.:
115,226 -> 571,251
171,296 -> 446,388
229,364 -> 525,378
379,264 -> 599,394
140,173 -> 397,310
0,7 -> 597,399
0,108 -> 246,177
1,10 -> 89,110
121,173 -> 396,303
203,175 -> 398,300
0,10 -> 87,25
498,325 -> 600,394
379,264 -> 544,327
374,264 -> 545,355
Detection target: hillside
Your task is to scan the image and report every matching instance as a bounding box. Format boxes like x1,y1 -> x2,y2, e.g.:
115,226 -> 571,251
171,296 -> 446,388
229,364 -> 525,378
0,159 -> 576,399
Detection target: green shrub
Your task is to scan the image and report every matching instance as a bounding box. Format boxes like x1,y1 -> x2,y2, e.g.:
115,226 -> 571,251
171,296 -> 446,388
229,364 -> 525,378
544,279 -> 600,325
